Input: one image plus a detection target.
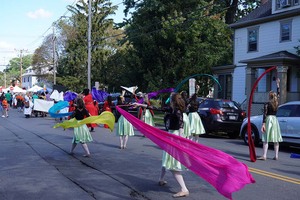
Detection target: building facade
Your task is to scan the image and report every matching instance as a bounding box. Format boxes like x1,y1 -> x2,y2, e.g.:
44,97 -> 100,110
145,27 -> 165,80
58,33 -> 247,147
21,66 -> 38,89
225,0 -> 300,115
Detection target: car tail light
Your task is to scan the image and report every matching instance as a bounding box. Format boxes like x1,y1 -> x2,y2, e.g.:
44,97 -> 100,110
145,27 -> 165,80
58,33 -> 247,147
210,108 -> 223,115
241,111 -> 246,118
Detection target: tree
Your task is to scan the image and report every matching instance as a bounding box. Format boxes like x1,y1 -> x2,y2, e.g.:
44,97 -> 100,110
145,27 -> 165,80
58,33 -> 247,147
4,55 -> 32,86
222,0 -> 260,24
55,0 -> 118,92
124,0 -> 260,25
120,0 -> 233,92
31,34 -> 56,86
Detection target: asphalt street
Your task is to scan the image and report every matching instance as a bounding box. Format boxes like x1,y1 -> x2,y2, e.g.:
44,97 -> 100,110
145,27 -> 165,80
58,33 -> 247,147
0,108 -> 299,200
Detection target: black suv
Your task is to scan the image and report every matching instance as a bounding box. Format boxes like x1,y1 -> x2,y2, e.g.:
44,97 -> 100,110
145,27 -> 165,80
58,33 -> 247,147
198,98 -> 246,138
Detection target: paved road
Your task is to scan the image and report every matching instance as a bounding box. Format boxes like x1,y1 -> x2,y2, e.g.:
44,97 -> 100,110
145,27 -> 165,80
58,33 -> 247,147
0,108 -> 299,200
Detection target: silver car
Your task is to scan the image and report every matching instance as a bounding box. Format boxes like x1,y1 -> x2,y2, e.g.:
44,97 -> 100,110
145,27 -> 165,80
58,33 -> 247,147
240,101 -> 300,146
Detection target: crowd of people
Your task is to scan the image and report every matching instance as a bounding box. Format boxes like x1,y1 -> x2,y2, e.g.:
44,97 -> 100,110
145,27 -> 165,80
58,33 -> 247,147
0,90 -> 50,118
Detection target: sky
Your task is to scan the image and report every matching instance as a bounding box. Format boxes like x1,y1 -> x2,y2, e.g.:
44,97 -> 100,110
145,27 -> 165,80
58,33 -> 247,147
0,0 -> 127,71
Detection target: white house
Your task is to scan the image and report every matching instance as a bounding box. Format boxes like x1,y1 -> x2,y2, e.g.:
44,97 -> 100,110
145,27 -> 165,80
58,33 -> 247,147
21,66 -> 53,90
22,66 -> 38,89
214,0 -> 300,115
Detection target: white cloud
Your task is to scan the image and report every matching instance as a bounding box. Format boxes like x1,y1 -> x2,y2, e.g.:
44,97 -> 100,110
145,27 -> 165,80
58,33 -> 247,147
0,41 -> 14,49
27,9 -> 53,19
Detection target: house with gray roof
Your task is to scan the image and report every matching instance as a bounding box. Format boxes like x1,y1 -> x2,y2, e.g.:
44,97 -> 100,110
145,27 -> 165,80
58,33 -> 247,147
214,0 -> 300,115
22,66 -> 53,90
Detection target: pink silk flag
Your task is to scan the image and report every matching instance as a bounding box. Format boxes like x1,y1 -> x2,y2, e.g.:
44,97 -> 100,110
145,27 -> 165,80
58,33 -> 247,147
117,106 -> 255,199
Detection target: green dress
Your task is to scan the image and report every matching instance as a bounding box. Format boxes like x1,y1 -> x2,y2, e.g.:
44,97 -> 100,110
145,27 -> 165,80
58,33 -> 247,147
162,108 -> 185,171
116,115 -> 135,136
116,105 -> 134,136
262,102 -> 282,143
71,108 -> 93,143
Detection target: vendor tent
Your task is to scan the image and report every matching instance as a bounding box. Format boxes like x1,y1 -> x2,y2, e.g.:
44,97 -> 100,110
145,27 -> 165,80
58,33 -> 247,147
3,86 -> 27,94
13,86 -> 26,93
27,85 -> 43,93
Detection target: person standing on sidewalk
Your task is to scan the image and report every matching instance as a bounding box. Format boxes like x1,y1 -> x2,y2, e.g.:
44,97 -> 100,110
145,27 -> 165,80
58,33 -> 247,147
2,96 -> 9,117
5,91 -> 12,107
24,93 -> 33,118
258,78 -> 282,161
0,93 -> 4,115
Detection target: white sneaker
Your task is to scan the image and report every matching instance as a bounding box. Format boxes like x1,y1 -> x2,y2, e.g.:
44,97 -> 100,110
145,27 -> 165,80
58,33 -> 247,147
1,115 -> 5,118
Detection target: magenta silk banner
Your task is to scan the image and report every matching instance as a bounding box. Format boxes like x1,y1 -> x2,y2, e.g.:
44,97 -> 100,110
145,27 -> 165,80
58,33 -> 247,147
116,106 -> 255,199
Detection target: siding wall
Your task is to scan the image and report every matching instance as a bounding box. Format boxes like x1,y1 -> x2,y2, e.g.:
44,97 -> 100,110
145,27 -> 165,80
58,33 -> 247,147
232,15 -> 300,103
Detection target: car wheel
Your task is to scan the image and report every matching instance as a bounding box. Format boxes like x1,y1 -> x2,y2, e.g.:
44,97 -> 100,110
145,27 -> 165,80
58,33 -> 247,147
227,132 -> 239,139
241,126 -> 260,146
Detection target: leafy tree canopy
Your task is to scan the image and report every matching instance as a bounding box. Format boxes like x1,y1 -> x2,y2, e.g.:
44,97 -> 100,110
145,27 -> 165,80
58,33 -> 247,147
4,55 -> 32,86
119,0 -> 232,93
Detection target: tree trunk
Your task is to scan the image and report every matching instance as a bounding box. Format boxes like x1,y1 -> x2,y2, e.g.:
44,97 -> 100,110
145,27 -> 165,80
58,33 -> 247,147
225,0 -> 239,24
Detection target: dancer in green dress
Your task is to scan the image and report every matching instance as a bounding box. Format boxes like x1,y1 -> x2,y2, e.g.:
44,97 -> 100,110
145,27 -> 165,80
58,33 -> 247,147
116,95 -> 134,149
258,78 -> 282,161
69,98 -> 93,157
133,93 -> 189,198
187,93 -> 205,142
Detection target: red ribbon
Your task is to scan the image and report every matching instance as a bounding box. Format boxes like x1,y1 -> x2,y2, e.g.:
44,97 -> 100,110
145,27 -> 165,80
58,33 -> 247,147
247,66 -> 276,162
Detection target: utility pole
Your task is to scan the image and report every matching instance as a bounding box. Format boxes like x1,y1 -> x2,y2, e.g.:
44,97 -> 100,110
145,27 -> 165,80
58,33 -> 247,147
53,25 -> 57,85
4,72 -> 6,88
15,49 -> 27,87
87,0 -> 92,90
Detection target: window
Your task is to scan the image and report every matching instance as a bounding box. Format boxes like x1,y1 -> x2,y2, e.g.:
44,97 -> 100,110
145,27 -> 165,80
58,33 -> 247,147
248,27 -> 259,52
280,20 -> 292,42
277,0 -> 299,9
279,0 -> 291,7
217,74 -> 232,99
277,105 -> 293,117
292,106 -> 300,117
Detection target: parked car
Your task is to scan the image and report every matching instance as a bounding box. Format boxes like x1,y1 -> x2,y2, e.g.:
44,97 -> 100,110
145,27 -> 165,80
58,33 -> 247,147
240,101 -> 300,146
197,98 -> 246,138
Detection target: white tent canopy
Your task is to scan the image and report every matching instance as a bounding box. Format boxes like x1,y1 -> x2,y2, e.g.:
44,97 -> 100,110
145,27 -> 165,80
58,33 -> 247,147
13,86 -> 27,94
27,85 -> 43,93
2,86 -> 27,94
